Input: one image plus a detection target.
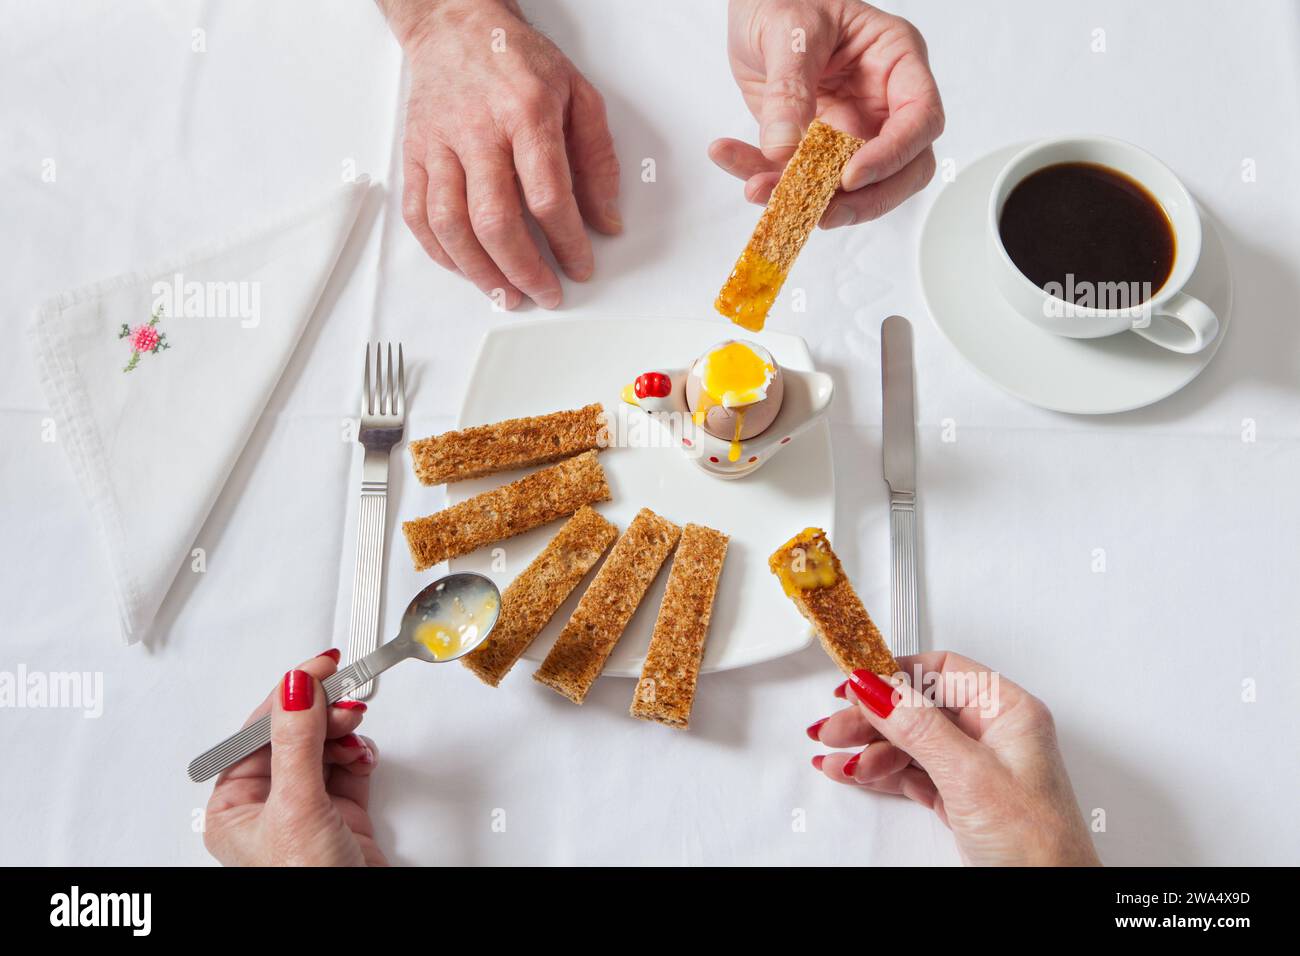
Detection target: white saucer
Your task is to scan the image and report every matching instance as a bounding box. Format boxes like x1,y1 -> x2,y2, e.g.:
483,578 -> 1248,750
448,317 -> 833,676
918,144 -> 1233,414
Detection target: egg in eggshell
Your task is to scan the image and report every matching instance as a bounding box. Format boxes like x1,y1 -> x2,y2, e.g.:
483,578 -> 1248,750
686,341 -> 784,459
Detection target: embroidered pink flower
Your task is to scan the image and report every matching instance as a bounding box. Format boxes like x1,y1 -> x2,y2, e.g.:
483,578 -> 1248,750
129,324 -> 160,353
118,307 -> 169,373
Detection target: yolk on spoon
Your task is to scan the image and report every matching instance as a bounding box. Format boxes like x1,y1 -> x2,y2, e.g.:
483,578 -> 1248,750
413,592 -> 499,661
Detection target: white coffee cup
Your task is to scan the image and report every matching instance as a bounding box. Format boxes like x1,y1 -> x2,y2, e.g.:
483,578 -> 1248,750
987,136 -> 1219,354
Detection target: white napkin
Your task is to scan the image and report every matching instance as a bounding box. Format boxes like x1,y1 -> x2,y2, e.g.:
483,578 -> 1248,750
27,180 -> 369,645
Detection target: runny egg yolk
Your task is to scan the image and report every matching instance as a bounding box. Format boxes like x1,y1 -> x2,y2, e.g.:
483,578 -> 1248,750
715,249 -> 786,332
692,342 -> 774,462
413,592 -> 498,661
772,528 -> 838,596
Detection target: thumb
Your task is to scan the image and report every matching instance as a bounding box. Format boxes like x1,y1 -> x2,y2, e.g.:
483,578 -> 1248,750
269,669 -> 329,809
757,29 -> 826,160
846,669 -> 990,789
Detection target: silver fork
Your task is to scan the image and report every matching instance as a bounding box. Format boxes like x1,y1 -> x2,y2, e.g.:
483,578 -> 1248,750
344,343 -> 405,699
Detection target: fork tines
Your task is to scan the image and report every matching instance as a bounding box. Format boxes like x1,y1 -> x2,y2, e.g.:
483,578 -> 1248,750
362,342 -> 405,419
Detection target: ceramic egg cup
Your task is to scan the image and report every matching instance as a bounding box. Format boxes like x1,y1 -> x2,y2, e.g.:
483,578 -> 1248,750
625,367 -> 834,479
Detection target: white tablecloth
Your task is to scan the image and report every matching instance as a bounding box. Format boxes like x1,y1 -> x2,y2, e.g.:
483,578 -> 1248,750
2,0 -> 1297,865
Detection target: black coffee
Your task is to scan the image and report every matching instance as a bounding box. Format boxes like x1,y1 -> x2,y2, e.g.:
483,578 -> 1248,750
998,162 -> 1175,306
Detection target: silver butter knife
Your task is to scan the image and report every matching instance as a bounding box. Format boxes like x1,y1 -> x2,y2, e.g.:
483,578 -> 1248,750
881,315 -> 920,658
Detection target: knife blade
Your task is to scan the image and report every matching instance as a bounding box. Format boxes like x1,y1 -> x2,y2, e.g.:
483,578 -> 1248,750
881,315 -> 920,658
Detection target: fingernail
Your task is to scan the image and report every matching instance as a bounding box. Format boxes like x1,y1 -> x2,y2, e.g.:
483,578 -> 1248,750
317,648 -> 341,663
810,754 -> 825,771
338,733 -> 364,749
763,121 -> 801,149
848,670 -> 896,718
821,204 -> 855,229
333,700 -> 367,712
603,199 -> 622,228
359,747 -> 375,766
282,670 -> 313,711
833,680 -> 849,700
536,289 -> 562,310
842,752 -> 862,778
806,717 -> 829,741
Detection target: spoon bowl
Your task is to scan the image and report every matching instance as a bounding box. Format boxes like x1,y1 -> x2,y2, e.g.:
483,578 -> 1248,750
399,571 -> 502,663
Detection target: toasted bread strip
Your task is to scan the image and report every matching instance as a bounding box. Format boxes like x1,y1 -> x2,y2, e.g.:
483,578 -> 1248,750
630,523 -> 729,729
533,508 -> 681,704
402,451 -> 610,571
461,506 -> 619,686
769,527 -> 899,677
410,404 -> 607,485
715,120 -> 865,332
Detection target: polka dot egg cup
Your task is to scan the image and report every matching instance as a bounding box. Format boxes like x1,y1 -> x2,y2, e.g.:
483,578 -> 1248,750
622,362 -> 834,480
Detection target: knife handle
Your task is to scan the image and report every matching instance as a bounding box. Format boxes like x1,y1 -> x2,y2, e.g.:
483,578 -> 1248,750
889,491 -> 920,658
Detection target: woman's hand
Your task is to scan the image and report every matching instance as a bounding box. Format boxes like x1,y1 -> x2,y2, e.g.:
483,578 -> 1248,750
808,651 -> 1101,866
203,650 -> 387,866
383,0 -> 621,310
712,0 -> 944,228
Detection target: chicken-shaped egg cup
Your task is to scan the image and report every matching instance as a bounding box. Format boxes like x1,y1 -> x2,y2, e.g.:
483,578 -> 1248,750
620,339 -> 834,479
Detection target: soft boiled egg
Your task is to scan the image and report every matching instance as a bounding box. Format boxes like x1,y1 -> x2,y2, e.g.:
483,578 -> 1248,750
685,340 -> 784,461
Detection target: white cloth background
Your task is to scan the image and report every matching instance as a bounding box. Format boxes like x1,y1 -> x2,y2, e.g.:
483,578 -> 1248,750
2,0 -> 1298,865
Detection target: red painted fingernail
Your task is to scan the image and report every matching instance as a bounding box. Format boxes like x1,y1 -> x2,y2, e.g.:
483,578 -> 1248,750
338,733 -> 363,749
333,700 -> 367,712
810,755 -> 824,771
282,670 -> 313,711
842,752 -> 862,778
848,670 -> 896,718
833,680 -> 849,699
317,648 -> 341,663
806,717 -> 829,741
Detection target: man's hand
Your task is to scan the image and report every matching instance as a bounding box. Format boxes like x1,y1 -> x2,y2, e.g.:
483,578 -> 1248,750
382,0 -> 621,310
712,0 -> 944,228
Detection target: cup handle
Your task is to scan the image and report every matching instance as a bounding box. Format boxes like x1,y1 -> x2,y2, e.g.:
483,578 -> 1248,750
1133,292 -> 1219,354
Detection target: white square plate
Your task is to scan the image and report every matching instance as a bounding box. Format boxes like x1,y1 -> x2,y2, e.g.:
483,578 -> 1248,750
448,317 -> 834,676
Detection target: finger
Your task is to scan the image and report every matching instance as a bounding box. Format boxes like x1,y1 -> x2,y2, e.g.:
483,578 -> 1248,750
326,701 -> 366,741
323,732 -> 374,769
401,157 -> 459,273
846,668 -> 993,790
896,649 -> 1031,740
566,77 -> 622,234
326,738 -> 379,809
755,23 -> 829,159
513,121 -> 594,281
820,146 -> 935,228
841,49 -> 944,191
819,741 -> 915,785
808,705 -> 884,749
708,138 -> 780,181
218,650 -> 342,784
743,171 -> 781,205
462,140 -> 563,308
268,668 -> 331,810
217,698 -> 363,785
235,649 -> 340,731
425,145 -> 523,310
859,766 -> 942,810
